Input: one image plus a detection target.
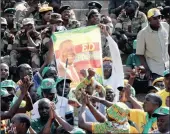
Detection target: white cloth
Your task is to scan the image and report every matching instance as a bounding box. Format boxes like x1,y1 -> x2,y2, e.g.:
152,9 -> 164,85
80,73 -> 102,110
103,35 -> 124,102
31,96 -> 73,120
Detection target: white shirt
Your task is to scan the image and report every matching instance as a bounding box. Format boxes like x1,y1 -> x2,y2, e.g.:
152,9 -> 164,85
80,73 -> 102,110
103,35 -> 124,102
31,95 -> 73,120
136,22 -> 169,76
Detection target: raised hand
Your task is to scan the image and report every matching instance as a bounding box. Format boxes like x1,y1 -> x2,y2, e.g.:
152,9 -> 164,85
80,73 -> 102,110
20,75 -> 32,96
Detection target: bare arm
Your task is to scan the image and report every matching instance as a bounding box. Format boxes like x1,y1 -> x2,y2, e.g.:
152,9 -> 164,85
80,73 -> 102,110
17,93 -> 33,113
87,103 -> 106,123
1,94 -> 25,120
128,97 -> 143,109
54,113 -> 73,132
39,119 -> 53,134
78,105 -> 93,132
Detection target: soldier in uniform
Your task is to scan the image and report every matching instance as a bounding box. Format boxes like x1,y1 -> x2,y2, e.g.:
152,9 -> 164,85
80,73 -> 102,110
35,2 -> 53,31
1,17 -> 15,66
86,9 -> 111,57
114,0 -> 147,63
41,13 -> 65,61
10,18 -> 41,69
3,8 -> 18,34
59,5 -> 80,30
88,1 -> 102,13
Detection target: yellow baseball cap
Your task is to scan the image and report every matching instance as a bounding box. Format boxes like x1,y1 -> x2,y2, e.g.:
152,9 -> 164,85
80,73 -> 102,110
147,8 -> 162,19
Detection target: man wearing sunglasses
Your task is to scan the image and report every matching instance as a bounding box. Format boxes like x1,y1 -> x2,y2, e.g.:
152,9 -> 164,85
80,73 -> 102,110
136,8 -> 169,81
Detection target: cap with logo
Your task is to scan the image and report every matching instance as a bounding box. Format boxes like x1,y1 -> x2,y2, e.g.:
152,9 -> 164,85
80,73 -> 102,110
40,78 -> 56,93
164,69 -> 170,77
88,1 -> 102,12
59,5 -> 72,14
22,18 -> 34,25
152,107 -> 169,117
4,8 -> 16,14
1,80 -> 16,89
1,17 -> 7,25
147,8 -> 162,19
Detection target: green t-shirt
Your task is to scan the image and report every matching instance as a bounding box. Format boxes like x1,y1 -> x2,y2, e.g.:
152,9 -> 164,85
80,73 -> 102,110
31,118 -> 56,134
126,53 -> 141,68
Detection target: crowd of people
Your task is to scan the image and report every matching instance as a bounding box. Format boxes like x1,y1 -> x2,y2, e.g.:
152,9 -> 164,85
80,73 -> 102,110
0,0 -> 170,133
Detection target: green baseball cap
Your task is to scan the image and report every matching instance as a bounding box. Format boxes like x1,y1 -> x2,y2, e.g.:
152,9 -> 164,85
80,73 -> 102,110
152,107 -> 169,117
1,88 -> 12,97
41,66 -> 57,77
56,77 -> 72,86
40,78 -> 56,93
1,80 -> 16,89
164,69 -> 170,77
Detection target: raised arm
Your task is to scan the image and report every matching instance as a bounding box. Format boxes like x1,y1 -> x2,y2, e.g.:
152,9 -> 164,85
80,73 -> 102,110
1,76 -> 30,120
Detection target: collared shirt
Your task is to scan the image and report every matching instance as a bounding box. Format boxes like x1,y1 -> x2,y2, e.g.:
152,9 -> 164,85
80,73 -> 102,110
136,23 -> 169,76
31,95 -> 73,120
157,89 -> 170,107
115,10 -> 147,34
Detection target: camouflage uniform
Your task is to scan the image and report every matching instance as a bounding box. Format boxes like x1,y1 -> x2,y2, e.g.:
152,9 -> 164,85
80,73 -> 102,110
10,18 -> 41,67
115,10 -> 147,34
1,17 -> 14,65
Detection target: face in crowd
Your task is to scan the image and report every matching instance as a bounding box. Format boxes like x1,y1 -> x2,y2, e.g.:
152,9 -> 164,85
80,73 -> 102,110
143,93 -> 162,114
38,98 -> 51,120
0,63 -> 9,81
56,80 -> 71,98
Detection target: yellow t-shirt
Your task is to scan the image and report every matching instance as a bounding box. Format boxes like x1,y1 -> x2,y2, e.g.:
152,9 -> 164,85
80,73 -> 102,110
129,109 -> 157,133
157,89 -> 170,107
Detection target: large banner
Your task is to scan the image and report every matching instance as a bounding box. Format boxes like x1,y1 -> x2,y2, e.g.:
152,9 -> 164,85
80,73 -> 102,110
51,25 -> 103,88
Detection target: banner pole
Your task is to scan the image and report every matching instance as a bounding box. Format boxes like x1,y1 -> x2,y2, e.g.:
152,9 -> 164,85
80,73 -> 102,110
60,59 -> 68,113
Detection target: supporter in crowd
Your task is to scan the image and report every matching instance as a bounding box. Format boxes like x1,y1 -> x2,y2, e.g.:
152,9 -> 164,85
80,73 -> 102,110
152,77 -> 165,90
136,8 -> 169,80
152,107 -> 170,133
31,78 -> 74,125
157,69 -> 170,107
0,63 -> 10,81
7,113 -> 31,134
1,0 -> 170,133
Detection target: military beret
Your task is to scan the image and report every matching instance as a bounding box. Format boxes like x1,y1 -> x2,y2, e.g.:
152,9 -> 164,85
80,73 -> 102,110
124,0 -> 139,8
161,6 -> 170,17
87,9 -> 100,19
88,1 -> 102,11
59,5 -> 72,13
4,8 -> 16,14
